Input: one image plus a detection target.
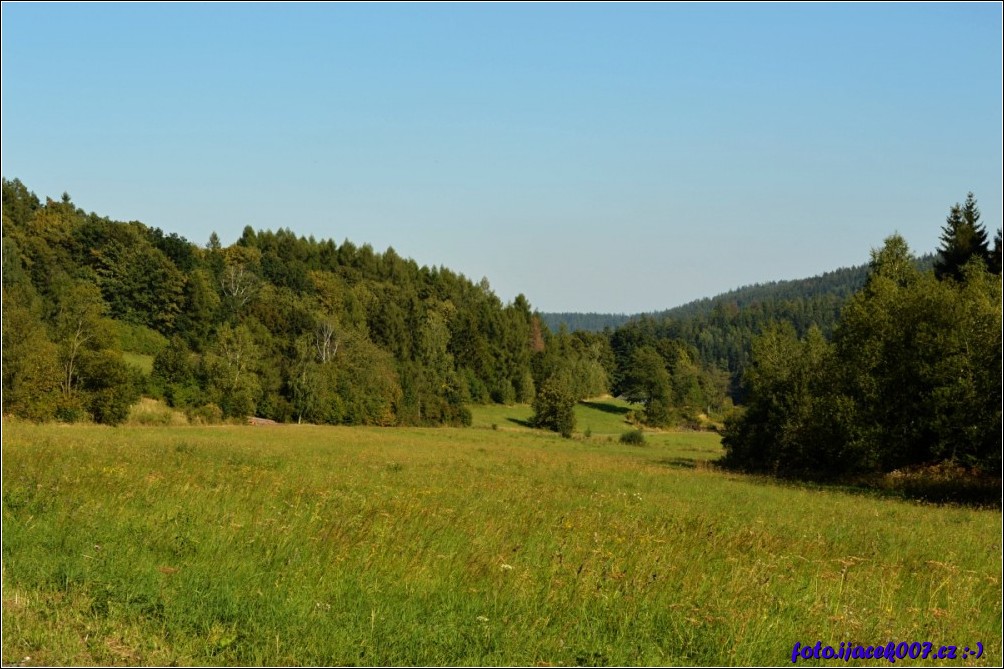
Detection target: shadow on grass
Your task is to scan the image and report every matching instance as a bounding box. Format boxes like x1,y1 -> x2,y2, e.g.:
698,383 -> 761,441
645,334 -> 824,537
658,457 -> 717,471
507,417 -> 533,428
579,401 -> 632,416
715,459 -> 1002,509
658,457 -> 697,470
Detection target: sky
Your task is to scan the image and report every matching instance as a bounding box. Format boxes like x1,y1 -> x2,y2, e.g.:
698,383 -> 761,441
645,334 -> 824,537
2,3 -> 1001,314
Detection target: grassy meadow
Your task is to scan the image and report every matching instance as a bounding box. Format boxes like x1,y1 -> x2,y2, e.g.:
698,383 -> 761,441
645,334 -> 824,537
2,401 -> 1001,666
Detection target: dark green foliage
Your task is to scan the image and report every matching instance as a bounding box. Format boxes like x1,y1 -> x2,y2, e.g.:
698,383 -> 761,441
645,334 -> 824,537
2,286 -> 61,421
1,178 -> 41,231
934,193 -> 991,282
2,177 -> 552,427
620,346 -> 674,427
721,324 -> 853,476
152,336 -> 201,408
532,376 -> 577,438
609,322 -> 729,425
558,258 -> 934,408
530,325 -> 611,404
619,429 -> 646,445
541,312 -> 632,332
723,232 -> 1002,479
78,350 -> 141,425
992,228 -> 1003,275
203,324 -> 261,419
837,246 -> 1001,473
175,269 -> 220,351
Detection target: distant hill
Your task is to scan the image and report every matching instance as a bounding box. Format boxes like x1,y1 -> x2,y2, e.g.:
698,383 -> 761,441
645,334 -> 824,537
548,254 -> 937,395
653,265 -> 868,323
543,256 -> 935,333
540,312 -> 632,333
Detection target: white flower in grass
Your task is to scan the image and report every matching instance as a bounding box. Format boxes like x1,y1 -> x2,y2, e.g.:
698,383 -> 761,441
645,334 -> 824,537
476,615 -> 489,623
500,563 -> 514,571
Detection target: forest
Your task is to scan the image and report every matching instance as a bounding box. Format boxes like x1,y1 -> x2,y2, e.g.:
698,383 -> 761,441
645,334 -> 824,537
0,178 -> 727,433
2,177 -> 1000,480
721,204 -> 1002,479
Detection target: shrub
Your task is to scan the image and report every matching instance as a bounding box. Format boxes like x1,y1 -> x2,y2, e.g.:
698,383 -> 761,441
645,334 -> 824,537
620,429 -> 646,446
531,376 -> 576,439
187,403 -> 223,425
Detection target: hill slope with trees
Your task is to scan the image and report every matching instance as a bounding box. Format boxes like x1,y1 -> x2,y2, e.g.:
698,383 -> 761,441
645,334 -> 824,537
3,176 -> 999,480
721,193 -> 1001,481
1,178 -> 614,426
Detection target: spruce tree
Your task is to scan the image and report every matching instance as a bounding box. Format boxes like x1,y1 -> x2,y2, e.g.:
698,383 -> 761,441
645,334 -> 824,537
935,193 -> 991,281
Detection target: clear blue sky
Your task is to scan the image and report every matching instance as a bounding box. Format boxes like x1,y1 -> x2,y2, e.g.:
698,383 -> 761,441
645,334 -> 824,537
2,3 -> 1001,313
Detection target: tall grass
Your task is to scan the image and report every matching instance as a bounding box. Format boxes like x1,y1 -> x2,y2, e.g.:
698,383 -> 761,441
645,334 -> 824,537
2,418 -> 1000,666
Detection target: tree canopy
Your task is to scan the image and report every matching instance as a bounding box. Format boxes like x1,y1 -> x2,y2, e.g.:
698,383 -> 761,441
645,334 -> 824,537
722,230 -> 1001,479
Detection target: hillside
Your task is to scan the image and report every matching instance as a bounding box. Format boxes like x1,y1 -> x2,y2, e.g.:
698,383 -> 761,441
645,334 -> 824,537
546,255 -> 936,387
1,178 -> 568,426
543,257 -> 935,334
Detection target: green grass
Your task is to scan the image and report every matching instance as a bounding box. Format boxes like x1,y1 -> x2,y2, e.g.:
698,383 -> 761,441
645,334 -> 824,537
121,352 -> 154,376
472,397 -> 655,435
471,399 -> 723,460
2,415 -> 1000,666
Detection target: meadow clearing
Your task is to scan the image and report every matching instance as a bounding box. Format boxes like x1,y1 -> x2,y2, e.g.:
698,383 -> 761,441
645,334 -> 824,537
2,401 -> 1001,666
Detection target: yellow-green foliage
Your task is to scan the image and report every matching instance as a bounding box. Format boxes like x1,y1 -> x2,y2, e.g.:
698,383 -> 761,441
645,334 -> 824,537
2,418 -> 1000,666
120,352 -> 154,376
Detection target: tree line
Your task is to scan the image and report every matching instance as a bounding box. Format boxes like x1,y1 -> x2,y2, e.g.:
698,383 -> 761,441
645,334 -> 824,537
721,193 -> 1002,478
4,177 -> 731,429
5,176 -> 996,468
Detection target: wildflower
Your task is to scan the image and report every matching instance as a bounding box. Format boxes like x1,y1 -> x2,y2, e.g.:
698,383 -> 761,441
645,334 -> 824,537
500,563 -> 514,571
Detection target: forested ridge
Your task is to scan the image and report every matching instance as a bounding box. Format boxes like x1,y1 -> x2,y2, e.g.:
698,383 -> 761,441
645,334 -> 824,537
2,177 -> 605,426
542,267 -> 869,335
721,194 -> 1002,480
2,177 -> 1001,486
545,255 -> 935,387
0,177 -> 734,430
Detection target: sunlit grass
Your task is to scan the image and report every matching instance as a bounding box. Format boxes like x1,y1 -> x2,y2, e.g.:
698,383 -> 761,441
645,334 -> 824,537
470,396 -> 645,436
120,352 -> 154,376
2,414 -> 1000,666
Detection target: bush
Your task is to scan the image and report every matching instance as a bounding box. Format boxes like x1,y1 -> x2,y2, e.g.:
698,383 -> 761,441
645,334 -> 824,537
453,405 -> 473,428
620,429 -> 646,446
54,396 -> 88,424
187,403 -> 223,425
79,350 -> 142,425
531,376 -> 576,438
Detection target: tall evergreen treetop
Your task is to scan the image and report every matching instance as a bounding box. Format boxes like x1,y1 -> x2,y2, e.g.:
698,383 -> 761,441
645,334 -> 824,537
935,193 -> 991,281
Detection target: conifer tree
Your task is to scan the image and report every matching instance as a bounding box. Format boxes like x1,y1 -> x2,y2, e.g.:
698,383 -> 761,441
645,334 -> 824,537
935,193 -> 991,281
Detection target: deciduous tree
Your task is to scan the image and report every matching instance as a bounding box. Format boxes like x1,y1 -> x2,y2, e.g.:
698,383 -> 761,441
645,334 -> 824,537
532,375 -> 577,438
